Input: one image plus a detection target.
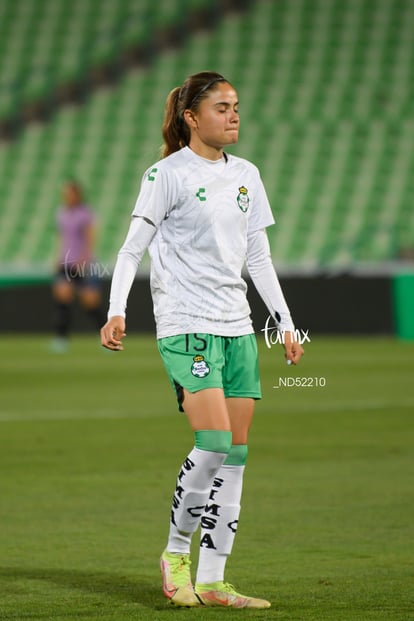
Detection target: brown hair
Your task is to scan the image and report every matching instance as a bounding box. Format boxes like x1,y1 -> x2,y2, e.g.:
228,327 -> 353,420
161,71 -> 230,158
63,179 -> 84,205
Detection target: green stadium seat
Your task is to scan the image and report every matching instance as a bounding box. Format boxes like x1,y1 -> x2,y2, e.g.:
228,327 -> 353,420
1,0 -> 414,273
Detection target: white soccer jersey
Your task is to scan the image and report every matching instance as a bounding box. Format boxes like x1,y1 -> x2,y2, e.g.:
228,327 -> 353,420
131,146 -> 275,338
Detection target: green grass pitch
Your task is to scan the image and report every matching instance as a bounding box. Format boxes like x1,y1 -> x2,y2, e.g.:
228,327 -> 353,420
0,333 -> 413,620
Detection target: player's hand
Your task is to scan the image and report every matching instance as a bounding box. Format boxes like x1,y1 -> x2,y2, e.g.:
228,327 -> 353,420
283,331 -> 304,365
101,316 -> 126,351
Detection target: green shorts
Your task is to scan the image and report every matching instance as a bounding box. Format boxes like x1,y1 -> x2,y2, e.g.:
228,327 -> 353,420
157,333 -> 261,411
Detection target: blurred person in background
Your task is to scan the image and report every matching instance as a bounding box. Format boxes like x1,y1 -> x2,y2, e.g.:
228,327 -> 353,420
51,180 -> 105,352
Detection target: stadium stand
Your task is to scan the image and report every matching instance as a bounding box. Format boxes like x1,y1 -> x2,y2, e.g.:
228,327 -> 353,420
1,0 -> 414,275
0,0 -> 226,127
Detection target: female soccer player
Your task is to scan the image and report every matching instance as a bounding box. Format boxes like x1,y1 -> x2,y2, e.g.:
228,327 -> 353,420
101,71 -> 304,608
52,180 -> 105,351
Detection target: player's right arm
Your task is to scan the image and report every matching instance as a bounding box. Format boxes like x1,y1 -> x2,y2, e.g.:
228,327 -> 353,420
100,215 -> 155,352
101,163 -> 178,350
100,216 -> 156,350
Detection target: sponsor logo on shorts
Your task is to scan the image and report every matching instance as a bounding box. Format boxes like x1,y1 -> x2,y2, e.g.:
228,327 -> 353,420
191,355 -> 210,378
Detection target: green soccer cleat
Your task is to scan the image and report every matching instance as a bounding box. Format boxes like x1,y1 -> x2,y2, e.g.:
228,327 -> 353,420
160,550 -> 199,607
195,581 -> 271,608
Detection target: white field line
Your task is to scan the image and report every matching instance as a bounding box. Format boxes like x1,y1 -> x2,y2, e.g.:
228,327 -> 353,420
0,399 -> 414,422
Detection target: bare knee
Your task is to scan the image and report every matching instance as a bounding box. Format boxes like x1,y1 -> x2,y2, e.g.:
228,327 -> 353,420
227,397 -> 255,445
80,288 -> 101,310
53,281 -> 74,304
183,388 -> 231,432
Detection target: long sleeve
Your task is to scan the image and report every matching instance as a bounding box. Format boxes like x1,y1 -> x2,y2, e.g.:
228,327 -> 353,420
107,216 -> 157,319
246,229 -> 295,333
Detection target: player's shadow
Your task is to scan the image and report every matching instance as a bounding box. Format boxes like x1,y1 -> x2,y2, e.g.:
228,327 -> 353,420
0,566 -> 163,611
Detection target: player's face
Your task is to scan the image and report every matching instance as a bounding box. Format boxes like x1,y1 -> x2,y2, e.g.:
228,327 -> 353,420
63,184 -> 81,207
189,82 -> 240,150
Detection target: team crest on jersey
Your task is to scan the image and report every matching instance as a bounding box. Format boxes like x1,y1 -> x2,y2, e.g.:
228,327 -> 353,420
191,355 -> 211,378
237,186 -> 250,212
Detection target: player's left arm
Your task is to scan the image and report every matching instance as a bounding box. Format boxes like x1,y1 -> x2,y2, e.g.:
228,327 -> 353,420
246,228 -> 304,365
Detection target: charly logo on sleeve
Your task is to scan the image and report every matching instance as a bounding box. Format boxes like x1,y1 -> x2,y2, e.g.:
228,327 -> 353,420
191,355 -> 211,378
147,167 -> 158,181
237,186 -> 249,212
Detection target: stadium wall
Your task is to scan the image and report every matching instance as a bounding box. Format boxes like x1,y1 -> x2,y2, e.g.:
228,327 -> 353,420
0,275 -> 394,336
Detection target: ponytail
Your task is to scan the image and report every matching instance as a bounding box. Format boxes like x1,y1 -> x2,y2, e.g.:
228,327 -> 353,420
161,71 -> 230,158
161,87 -> 190,158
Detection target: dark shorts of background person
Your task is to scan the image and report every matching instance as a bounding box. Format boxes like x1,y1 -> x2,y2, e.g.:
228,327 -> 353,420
54,264 -> 101,289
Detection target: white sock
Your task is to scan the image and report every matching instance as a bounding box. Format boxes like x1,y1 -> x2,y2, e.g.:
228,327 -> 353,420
167,447 -> 228,554
196,464 -> 244,584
